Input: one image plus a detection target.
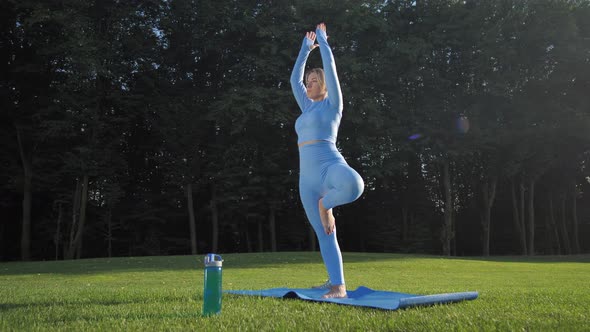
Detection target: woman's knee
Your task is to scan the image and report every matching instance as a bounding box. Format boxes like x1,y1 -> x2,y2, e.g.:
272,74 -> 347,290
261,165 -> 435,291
327,165 -> 365,205
334,165 -> 364,200
344,170 -> 364,201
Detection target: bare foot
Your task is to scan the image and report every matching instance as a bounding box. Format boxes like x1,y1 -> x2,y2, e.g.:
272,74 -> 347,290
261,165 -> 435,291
322,285 -> 347,299
318,198 -> 335,235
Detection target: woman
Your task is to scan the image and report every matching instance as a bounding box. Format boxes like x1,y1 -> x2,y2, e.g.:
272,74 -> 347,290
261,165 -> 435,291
290,23 -> 364,299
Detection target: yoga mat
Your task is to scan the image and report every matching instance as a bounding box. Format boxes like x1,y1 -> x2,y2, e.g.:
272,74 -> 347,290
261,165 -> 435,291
226,286 -> 478,310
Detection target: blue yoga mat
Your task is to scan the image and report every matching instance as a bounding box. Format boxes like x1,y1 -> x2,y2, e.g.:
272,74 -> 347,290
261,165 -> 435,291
226,286 -> 478,310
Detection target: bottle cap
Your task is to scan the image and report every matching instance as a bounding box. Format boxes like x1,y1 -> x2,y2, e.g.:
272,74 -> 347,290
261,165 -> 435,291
204,253 -> 223,267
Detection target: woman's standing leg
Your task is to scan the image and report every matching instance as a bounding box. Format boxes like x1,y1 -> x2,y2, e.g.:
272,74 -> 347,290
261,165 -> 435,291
299,184 -> 346,287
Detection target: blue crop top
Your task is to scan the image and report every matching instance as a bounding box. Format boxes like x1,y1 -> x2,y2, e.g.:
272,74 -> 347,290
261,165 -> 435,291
290,28 -> 343,144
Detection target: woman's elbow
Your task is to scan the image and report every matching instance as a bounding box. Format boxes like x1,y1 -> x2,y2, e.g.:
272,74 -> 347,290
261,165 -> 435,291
332,97 -> 343,112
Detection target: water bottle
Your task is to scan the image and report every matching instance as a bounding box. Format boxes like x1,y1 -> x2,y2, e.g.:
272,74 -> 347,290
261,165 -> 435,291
202,253 -> 223,316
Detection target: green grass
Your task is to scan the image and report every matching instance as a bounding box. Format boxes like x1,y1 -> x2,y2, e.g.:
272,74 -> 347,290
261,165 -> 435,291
1,252 -> 589,331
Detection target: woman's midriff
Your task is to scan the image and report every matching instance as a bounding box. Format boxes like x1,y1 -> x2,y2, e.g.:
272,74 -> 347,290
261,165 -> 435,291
298,139 -> 327,148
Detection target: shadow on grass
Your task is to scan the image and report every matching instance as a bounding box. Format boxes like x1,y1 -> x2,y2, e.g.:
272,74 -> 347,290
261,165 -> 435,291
0,294 -> 202,311
449,254 -> 590,264
1,252 -> 588,276
0,300 -> 205,324
0,252 -> 412,276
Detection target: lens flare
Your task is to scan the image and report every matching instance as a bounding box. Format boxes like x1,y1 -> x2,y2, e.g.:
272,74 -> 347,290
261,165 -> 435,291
456,117 -> 470,134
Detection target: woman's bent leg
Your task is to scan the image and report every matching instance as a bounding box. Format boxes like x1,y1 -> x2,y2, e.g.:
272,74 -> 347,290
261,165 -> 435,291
321,163 -> 364,210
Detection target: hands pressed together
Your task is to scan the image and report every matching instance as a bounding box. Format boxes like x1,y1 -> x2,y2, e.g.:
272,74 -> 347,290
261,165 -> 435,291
305,23 -> 327,51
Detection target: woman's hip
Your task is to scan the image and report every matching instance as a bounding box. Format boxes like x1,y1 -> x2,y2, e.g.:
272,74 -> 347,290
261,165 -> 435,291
299,143 -> 345,169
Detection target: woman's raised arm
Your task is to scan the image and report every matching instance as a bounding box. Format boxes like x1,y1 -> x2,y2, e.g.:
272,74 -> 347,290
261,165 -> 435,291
290,32 -> 316,112
315,23 -> 343,113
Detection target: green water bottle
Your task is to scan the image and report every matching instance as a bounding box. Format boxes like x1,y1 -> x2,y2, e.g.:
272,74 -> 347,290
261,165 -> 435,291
202,253 -> 223,316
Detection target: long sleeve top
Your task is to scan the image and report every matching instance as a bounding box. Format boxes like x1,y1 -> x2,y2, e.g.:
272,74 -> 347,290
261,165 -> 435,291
290,28 -> 343,144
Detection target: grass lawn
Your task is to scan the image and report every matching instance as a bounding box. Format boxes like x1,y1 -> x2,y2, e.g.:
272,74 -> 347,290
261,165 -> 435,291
1,252 -> 589,331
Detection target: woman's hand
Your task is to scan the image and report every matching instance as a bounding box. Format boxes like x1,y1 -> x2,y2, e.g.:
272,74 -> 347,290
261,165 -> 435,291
305,31 -> 318,51
316,22 -> 328,40
305,23 -> 327,51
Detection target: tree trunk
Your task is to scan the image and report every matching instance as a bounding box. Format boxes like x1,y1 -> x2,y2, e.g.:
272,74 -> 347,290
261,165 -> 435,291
210,184 -> 219,253
78,175 -> 89,259
245,220 -> 252,253
186,183 -> 198,255
481,177 -> 497,256
54,203 -> 63,260
257,219 -> 263,252
526,178 -> 535,256
548,193 -> 561,254
0,218 -> 4,260
520,179 -> 527,255
16,126 -> 32,261
543,213 -> 553,255
410,212 -> 415,240
510,181 -> 522,254
511,179 -> 527,255
401,206 -> 408,242
441,160 -> 453,256
105,204 -> 112,258
66,175 -> 89,259
451,211 -> 457,256
70,175 -> 89,259
21,168 -> 32,261
68,179 -> 81,259
269,207 -> 277,252
559,193 -> 571,254
571,182 -> 580,254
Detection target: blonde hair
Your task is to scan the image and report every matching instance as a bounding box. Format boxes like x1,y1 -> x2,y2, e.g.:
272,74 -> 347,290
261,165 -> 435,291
306,68 -> 327,94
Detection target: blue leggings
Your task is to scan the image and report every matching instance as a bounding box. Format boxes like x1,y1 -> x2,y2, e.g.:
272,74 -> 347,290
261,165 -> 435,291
298,141 -> 364,285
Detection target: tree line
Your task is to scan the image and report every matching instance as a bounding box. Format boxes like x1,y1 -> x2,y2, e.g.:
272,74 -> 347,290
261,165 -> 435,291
2,0 -> 589,261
